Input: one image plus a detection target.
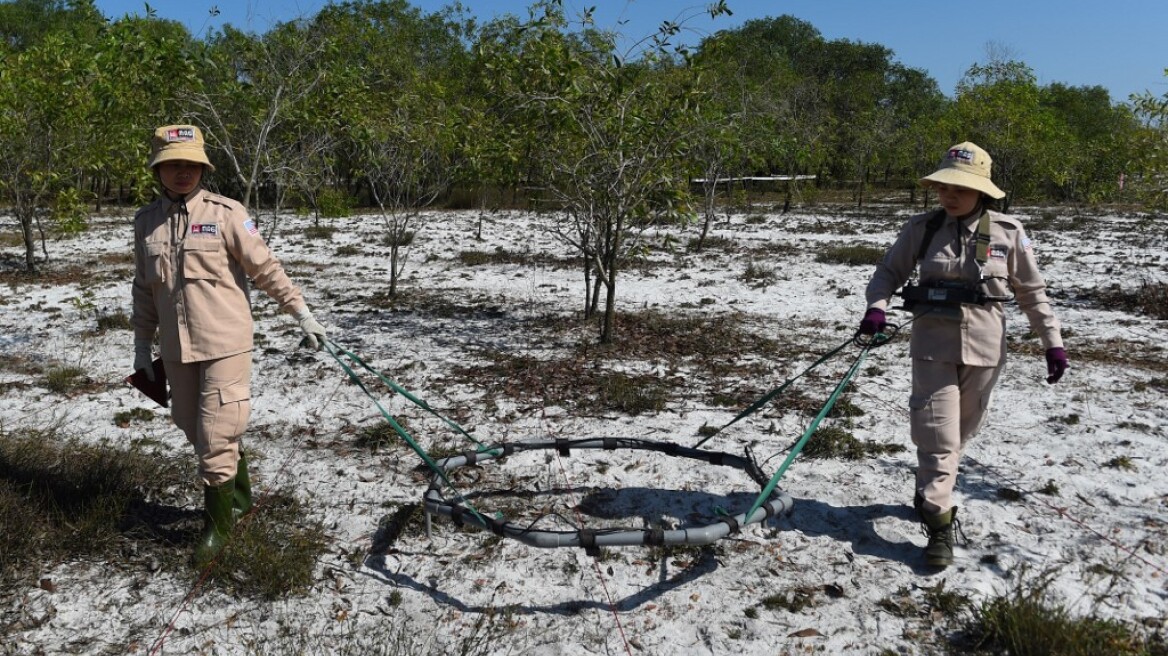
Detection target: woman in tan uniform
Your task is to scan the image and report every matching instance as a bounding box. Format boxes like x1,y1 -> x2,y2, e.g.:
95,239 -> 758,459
858,142 -> 1068,569
131,125 -> 329,567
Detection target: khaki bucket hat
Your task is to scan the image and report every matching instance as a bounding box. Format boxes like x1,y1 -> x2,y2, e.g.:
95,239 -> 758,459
147,124 -> 215,171
920,141 -> 1004,199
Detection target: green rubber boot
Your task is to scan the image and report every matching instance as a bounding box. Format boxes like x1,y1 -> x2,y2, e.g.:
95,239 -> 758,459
233,450 -> 252,519
920,507 -> 957,569
194,478 -> 236,569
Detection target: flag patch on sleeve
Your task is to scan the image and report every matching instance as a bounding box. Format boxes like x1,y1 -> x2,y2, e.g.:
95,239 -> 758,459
243,219 -> 259,235
1022,237 -> 1033,252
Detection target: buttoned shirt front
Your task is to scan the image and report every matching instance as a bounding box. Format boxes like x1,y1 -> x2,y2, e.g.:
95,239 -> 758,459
131,188 -> 305,363
865,209 -> 1063,367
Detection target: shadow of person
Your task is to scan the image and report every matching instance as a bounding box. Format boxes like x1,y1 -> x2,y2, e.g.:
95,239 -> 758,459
118,497 -> 201,546
778,496 -> 939,575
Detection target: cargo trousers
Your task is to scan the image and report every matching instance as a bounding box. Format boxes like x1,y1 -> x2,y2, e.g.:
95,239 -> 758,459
910,358 -> 1002,516
164,352 -> 252,486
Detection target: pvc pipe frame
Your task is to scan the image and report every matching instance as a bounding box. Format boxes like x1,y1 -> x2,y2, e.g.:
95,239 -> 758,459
422,438 -> 794,550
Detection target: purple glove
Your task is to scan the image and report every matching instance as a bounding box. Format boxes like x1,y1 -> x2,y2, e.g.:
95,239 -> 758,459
858,308 -> 887,335
1045,347 -> 1068,384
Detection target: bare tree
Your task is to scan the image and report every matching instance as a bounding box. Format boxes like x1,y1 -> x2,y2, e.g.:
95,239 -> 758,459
191,23 -> 326,219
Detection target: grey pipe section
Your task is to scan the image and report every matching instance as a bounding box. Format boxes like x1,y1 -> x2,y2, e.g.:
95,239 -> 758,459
422,438 -> 794,549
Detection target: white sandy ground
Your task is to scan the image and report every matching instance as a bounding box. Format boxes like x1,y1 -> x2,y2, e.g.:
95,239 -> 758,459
0,203 -> 1165,655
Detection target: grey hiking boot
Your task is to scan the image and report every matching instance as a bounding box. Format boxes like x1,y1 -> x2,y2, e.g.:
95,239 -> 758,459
919,506 -> 957,569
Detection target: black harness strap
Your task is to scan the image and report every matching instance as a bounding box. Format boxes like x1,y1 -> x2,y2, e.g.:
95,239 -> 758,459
916,209 -> 947,263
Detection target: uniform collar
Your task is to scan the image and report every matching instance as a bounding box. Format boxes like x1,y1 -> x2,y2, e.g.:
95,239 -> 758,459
954,207 -> 986,233
173,186 -> 204,204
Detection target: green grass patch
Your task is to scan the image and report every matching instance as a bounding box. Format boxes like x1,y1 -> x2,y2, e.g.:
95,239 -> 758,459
304,224 -> 337,240
596,371 -> 669,414
801,425 -> 906,460
0,427 -> 188,588
814,243 -> 885,266
96,310 -> 132,333
1083,281 -> 1168,320
957,571 -> 1163,656
42,365 -> 96,395
212,493 -> 328,599
113,407 -> 156,428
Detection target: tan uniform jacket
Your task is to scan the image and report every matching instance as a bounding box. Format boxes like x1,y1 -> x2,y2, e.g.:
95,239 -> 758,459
131,188 -> 306,363
865,209 -> 1063,367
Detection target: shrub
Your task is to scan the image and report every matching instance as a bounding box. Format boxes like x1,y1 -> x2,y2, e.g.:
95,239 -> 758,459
801,425 -> 905,460
96,310 -> 132,333
596,372 -> 668,415
0,427 -> 188,587
315,187 -> 354,218
815,244 -> 885,266
43,366 -> 91,394
304,224 -> 337,240
961,571 -> 1159,656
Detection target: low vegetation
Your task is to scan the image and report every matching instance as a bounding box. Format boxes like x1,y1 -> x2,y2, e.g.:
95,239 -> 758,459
0,426 -> 328,603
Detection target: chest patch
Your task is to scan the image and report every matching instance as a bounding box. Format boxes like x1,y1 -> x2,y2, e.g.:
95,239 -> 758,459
190,223 -> 219,237
989,244 -> 1008,260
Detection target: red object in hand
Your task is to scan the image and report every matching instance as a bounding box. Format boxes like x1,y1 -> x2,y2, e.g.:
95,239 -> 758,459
126,358 -> 169,407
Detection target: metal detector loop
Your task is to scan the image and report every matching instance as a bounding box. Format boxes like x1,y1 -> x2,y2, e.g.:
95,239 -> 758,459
851,322 -> 901,349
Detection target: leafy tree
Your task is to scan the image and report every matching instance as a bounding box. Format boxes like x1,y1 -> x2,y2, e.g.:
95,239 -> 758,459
1130,73 -> 1168,208
0,28 -> 98,271
949,60 -> 1060,210
315,0 -> 468,295
695,16 -> 831,188
88,15 -> 202,209
483,1 -> 729,343
1041,83 -> 1140,203
0,0 -> 97,51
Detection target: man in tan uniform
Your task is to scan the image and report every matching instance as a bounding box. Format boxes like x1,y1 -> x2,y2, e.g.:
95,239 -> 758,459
131,124 -> 329,567
859,142 -> 1068,569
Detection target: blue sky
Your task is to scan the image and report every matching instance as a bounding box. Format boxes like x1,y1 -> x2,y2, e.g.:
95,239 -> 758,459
94,0 -> 1168,102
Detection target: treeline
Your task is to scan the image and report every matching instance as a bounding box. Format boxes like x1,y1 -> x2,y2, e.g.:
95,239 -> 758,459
2,0 -> 1167,330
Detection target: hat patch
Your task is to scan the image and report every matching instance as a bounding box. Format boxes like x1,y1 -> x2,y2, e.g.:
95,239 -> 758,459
165,127 -> 196,143
947,148 -> 974,163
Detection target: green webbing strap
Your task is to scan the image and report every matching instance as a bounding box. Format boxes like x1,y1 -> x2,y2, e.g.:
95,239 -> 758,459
327,341 -> 493,453
743,343 -> 873,523
321,340 -> 488,523
975,211 -> 992,265
692,336 -> 855,449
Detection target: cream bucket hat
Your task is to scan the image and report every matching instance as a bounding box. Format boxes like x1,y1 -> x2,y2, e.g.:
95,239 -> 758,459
147,124 -> 215,171
920,141 -> 1004,199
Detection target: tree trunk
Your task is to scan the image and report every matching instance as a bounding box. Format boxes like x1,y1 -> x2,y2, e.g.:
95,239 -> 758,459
601,275 -> 616,344
389,243 -> 400,296
582,254 -> 593,318
19,211 -> 37,273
